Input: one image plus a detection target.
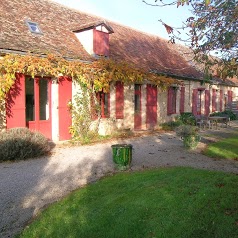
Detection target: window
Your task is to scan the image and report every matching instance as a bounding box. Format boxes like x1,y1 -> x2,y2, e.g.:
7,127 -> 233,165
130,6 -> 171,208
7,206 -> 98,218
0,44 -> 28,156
134,84 -> 141,113
26,20 -> 43,34
167,87 -> 177,115
196,90 -> 202,115
25,77 -> 49,122
96,91 -> 110,118
219,90 -> 223,111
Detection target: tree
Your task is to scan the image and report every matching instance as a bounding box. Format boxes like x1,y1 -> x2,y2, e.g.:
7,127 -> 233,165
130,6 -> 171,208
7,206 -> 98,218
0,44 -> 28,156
143,0 -> 238,79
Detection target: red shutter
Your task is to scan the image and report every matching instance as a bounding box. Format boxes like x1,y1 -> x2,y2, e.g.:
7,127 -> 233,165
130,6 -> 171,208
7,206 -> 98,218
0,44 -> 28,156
212,89 -> 216,112
106,92 -> 110,118
6,73 -> 26,128
180,86 -> 185,113
93,29 -> 109,56
116,81 -> 124,119
220,90 -> 223,112
58,76 -> 72,140
228,90 -> 233,103
205,90 -> 210,116
167,87 -> 173,115
192,89 -> 198,116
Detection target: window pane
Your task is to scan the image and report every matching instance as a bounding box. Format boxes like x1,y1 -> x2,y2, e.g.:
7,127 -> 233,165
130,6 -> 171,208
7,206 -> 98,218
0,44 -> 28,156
104,93 -> 109,116
197,91 -> 202,113
172,88 -> 177,113
135,94 -> 140,112
39,80 -> 49,120
25,78 -> 35,121
134,84 -> 141,112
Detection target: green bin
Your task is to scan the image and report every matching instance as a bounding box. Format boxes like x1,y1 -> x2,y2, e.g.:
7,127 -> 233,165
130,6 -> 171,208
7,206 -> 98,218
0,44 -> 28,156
111,144 -> 133,170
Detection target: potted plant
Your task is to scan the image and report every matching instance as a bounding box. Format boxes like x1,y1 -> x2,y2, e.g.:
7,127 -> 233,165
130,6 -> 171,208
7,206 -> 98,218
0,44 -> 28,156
111,144 -> 133,170
175,125 -> 201,149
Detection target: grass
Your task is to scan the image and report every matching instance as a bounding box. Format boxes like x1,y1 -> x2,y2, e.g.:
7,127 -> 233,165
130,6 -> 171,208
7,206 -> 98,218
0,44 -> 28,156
19,167 -> 238,238
203,136 -> 238,160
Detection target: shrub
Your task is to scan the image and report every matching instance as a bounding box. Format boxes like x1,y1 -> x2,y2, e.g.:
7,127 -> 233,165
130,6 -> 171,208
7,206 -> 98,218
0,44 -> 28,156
69,86 -> 100,143
175,125 -> 199,138
175,125 -> 200,149
0,127 -> 51,162
160,120 -> 183,131
178,112 -> 196,125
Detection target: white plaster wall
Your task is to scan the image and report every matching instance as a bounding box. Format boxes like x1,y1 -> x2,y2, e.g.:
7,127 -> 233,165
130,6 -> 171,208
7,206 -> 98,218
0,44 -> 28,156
51,81 -> 59,141
157,89 -> 167,124
95,25 -> 109,33
75,30 -> 94,55
0,99 -> 6,131
123,85 -> 135,130
70,80 -> 238,136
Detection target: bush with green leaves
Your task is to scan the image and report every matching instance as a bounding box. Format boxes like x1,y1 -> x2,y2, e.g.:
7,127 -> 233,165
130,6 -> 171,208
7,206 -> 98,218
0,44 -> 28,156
0,127 -> 51,162
175,125 -> 200,149
69,85 -> 100,143
210,110 -> 237,120
175,125 -> 199,138
160,120 -> 183,131
178,112 -> 196,125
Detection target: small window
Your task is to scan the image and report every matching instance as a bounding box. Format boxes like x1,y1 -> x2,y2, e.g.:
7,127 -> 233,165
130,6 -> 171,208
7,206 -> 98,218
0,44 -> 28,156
196,90 -> 202,115
96,91 -> 110,118
26,20 -> 43,34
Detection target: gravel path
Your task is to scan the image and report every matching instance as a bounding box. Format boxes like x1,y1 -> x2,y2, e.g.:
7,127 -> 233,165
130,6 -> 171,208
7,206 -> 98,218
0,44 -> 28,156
1,124 -> 238,238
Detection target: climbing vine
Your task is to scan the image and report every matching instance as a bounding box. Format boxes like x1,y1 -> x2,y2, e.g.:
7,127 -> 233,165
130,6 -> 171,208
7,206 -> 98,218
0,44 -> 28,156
0,53 -> 179,99
0,53 -> 179,139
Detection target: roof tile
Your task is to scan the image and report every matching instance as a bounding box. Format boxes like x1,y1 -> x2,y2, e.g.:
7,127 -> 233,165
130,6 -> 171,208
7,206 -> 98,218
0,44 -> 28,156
0,0 -> 237,84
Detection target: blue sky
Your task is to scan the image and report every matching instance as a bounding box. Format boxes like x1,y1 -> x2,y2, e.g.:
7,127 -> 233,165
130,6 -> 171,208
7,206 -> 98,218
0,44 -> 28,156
52,0 -> 192,42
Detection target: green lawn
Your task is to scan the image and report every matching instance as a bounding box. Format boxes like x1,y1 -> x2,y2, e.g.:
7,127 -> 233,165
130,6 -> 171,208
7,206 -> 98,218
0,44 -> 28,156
19,168 -> 238,238
203,136 -> 238,160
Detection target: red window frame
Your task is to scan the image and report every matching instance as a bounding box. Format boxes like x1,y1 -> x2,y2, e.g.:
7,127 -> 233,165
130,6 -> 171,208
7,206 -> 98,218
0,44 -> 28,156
96,91 -> 110,118
196,90 -> 202,115
134,84 -> 142,113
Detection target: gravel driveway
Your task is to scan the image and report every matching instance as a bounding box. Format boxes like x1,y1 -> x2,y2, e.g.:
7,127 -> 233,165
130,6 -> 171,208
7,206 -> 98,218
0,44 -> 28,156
1,123 -> 238,238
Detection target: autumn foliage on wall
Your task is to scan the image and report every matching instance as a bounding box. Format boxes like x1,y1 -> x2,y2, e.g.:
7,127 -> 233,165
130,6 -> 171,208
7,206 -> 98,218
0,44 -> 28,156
0,53 -> 179,101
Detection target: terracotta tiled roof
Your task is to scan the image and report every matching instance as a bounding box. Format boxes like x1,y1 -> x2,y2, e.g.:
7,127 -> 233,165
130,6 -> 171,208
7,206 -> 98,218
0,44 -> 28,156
0,0 -> 96,60
0,0 -> 237,84
108,23 -> 202,79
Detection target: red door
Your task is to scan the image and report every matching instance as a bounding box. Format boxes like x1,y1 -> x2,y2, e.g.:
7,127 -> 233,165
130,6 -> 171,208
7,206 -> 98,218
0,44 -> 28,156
26,77 -> 52,139
58,77 -> 72,140
6,73 -> 26,128
146,84 -> 157,129
134,84 -> 142,130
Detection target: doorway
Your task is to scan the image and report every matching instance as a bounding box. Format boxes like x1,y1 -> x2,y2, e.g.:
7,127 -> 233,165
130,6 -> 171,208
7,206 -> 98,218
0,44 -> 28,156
25,77 -> 52,139
146,84 -> 157,129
